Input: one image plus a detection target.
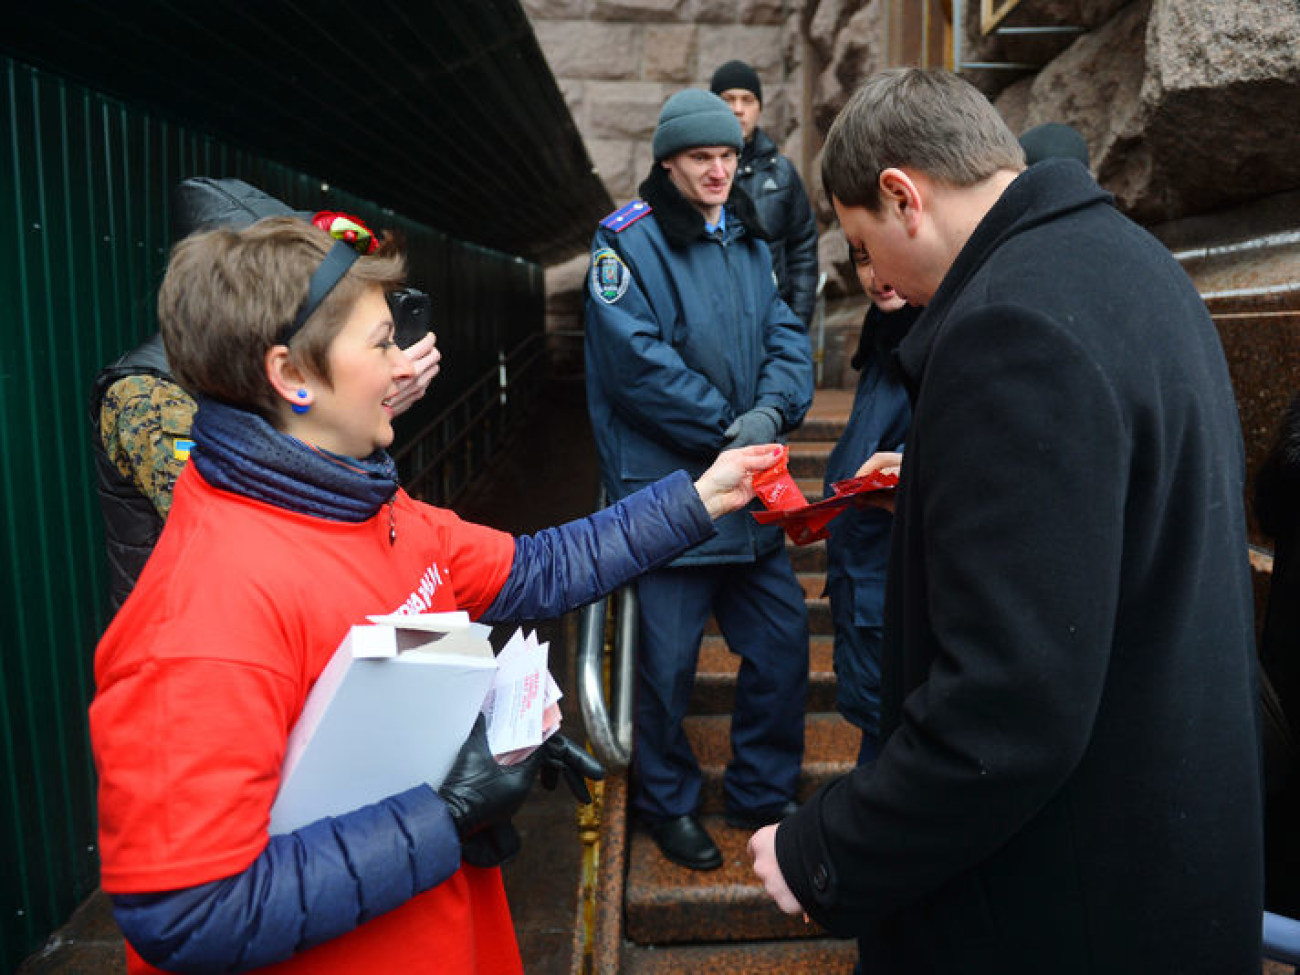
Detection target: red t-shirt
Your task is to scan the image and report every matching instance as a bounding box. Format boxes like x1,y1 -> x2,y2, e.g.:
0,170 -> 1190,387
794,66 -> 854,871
92,465 -> 521,973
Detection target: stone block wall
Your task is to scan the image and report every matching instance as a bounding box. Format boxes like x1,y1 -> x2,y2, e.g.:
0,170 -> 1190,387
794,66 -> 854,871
525,0 -> 807,205
967,0 -> 1300,225
523,0 -> 822,343
530,0 -> 1300,387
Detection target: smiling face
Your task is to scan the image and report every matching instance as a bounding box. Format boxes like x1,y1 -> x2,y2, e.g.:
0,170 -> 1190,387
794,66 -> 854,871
288,284 -> 414,458
717,88 -> 761,142
853,251 -> 908,313
661,146 -> 738,223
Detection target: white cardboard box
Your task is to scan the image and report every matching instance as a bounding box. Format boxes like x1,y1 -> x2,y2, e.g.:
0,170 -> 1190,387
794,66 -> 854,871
268,613 -> 496,835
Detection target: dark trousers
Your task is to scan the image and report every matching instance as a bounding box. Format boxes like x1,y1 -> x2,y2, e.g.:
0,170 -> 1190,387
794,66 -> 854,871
631,548 -> 809,820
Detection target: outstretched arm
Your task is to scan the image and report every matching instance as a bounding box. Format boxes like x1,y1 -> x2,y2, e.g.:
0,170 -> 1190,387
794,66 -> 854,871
482,446 -> 783,622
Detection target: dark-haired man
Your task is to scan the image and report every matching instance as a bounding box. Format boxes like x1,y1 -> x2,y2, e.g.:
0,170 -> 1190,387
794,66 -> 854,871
749,68 -> 1261,974
710,59 -> 819,328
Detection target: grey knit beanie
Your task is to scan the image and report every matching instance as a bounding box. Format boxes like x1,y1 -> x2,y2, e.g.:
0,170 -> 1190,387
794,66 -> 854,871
652,90 -> 744,162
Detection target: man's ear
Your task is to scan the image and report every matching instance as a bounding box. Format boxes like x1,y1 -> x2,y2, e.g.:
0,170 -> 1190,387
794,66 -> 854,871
264,345 -> 312,409
878,168 -> 924,235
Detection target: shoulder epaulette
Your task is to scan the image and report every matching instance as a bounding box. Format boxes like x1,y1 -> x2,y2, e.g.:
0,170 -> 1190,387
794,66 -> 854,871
600,199 -> 653,233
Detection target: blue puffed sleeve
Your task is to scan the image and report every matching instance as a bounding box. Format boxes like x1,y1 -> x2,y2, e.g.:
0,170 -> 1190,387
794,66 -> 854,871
111,785 -> 459,973
481,470 -> 714,621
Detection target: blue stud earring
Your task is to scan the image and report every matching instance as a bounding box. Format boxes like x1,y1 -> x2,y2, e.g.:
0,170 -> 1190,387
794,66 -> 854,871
291,389 -> 311,414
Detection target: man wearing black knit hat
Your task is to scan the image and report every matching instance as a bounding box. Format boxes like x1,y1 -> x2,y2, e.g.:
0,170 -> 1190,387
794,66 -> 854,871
585,88 -> 814,871
711,59 -> 820,328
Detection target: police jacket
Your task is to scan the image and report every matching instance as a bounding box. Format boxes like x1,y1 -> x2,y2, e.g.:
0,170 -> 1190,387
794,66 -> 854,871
88,332 -> 174,614
584,166 -> 814,566
735,129 -> 819,327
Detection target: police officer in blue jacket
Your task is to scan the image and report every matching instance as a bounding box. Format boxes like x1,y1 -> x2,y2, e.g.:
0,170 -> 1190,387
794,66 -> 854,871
585,89 -> 815,871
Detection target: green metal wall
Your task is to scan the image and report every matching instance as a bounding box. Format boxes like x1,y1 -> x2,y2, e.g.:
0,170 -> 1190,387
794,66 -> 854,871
0,54 -> 542,970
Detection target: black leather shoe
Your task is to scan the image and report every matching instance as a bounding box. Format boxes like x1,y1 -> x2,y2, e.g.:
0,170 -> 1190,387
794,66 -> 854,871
648,814 -> 722,871
724,799 -> 799,830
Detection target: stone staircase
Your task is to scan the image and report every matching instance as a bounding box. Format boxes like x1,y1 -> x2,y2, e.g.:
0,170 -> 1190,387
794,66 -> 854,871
576,388 -> 864,974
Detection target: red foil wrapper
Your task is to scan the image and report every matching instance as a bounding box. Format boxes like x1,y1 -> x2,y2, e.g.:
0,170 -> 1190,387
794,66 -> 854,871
750,445 -> 808,512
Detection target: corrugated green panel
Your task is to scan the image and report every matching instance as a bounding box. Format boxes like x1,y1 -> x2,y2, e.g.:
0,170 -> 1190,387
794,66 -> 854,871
1,59 -> 107,969
0,55 -> 542,971
1,0 -> 614,264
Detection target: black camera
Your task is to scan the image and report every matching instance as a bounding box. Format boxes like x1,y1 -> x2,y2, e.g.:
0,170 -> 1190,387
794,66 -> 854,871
387,287 -> 432,349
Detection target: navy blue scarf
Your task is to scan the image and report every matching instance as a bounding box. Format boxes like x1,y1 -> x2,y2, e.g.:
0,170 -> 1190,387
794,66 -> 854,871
190,397 -> 399,521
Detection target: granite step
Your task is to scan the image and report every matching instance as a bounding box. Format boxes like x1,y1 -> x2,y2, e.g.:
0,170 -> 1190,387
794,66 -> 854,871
685,711 -> 860,816
787,440 -> 835,478
620,937 -> 859,974
624,814 -> 826,945
789,388 -> 854,442
795,475 -> 829,501
691,634 -> 837,714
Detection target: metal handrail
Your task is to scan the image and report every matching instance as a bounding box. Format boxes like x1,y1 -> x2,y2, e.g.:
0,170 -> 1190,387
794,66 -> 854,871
391,333 -> 546,503
575,490 -> 637,771
811,272 -> 829,386
953,0 -> 1085,72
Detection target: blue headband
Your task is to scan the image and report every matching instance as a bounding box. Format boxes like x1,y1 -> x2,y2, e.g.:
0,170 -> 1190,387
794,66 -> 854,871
279,240 -> 359,345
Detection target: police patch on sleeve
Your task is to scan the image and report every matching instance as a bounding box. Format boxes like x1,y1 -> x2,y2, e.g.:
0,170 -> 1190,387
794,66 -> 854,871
591,248 -> 630,304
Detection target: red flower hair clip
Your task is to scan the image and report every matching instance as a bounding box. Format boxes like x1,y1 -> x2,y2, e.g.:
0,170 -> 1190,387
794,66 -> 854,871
311,211 -> 379,255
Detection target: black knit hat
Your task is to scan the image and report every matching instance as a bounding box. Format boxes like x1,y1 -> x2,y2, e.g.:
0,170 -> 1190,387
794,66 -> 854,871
710,59 -> 763,105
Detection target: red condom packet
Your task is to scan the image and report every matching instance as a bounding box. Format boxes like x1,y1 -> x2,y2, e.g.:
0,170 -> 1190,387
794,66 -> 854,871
752,454 -> 899,546
750,445 -> 806,511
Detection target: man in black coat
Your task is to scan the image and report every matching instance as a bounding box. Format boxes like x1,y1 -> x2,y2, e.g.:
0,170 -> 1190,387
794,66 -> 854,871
747,68 -> 1262,974
711,60 -> 819,328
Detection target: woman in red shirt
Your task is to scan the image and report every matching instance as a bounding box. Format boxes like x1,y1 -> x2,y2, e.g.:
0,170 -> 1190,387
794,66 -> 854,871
92,216 -> 781,974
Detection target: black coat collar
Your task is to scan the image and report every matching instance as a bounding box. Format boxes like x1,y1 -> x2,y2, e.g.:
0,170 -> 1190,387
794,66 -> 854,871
638,164 -> 773,249
739,129 -> 778,173
896,159 -> 1111,394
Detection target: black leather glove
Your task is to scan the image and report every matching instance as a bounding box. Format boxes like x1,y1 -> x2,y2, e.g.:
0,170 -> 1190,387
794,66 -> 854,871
723,406 -> 782,448
537,733 -> 605,803
458,735 -> 604,869
460,822 -> 523,869
438,715 -> 540,841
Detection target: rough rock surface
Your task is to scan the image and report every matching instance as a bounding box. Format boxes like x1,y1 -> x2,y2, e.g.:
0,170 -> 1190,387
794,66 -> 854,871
528,0 -> 1300,348
1007,0 -> 1300,221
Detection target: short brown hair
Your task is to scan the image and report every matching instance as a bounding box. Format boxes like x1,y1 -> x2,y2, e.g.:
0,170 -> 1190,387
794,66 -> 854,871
159,216 -> 406,420
822,68 -> 1025,211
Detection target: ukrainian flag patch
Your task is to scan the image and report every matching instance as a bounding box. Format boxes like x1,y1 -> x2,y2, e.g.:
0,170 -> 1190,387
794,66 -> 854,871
173,438 -> 194,461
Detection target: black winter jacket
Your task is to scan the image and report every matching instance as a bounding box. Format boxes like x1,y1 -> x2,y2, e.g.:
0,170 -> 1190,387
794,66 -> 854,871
735,129 -> 819,327
88,333 -> 174,613
776,160 -> 1262,973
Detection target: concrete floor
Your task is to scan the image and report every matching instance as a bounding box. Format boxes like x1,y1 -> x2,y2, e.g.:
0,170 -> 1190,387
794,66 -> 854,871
17,376 -> 600,975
